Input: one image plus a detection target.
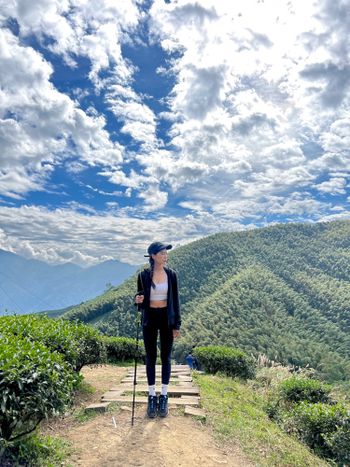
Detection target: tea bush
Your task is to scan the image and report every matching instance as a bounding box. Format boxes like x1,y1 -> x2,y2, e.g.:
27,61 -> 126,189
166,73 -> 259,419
266,375 -> 350,464
292,401 -> 350,463
0,315 -> 106,371
102,335 -> 144,362
193,345 -> 256,379
278,376 -> 332,404
323,419 -> 350,465
0,334 -> 78,443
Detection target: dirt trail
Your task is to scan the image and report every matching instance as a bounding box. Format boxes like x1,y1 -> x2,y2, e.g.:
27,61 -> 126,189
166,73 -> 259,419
41,365 -> 252,467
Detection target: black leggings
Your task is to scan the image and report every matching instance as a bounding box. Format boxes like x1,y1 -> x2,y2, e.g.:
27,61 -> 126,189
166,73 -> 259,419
142,307 -> 174,385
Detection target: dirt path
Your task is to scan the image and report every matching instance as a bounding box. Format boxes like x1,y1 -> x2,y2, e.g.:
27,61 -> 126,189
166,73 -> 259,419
41,364 -> 252,467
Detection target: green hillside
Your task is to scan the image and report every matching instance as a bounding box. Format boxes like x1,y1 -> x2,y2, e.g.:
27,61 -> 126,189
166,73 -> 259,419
38,304 -> 76,318
60,220 -> 350,382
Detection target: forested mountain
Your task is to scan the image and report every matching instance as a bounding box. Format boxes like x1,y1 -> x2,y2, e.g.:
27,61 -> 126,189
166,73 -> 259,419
60,220 -> 350,382
0,250 -> 137,314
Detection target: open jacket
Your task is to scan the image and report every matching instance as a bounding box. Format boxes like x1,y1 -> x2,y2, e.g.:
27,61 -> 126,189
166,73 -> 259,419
135,267 -> 181,330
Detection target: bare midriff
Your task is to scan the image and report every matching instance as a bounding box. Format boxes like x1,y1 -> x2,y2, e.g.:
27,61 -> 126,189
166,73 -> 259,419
150,299 -> 167,308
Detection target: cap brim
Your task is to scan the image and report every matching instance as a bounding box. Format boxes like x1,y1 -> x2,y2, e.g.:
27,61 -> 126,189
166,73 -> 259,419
144,244 -> 172,257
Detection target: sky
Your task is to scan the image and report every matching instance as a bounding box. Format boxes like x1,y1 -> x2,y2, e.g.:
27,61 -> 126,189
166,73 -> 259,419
0,0 -> 349,267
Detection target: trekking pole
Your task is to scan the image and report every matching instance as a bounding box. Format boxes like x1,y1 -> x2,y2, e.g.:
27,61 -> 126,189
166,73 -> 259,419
131,309 -> 140,426
131,283 -> 144,427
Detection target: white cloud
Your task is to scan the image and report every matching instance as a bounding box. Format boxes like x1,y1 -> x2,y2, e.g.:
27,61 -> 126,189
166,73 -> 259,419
317,211 -> 350,222
0,27 -> 125,198
145,0 -> 350,216
1,0 -> 350,258
0,166 -> 53,200
314,177 -> 347,195
0,199 -> 348,267
99,168 -> 153,190
138,185 -> 168,212
319,118 -> 350,153
105,85 -> 158,147
1,0 -> 141,86
1,0 -> 160,196
3,0 -> 159,157
0,204 -> 250,265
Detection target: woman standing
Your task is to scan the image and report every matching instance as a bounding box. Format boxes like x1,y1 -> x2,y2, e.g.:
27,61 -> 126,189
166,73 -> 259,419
135,242 -> 181,418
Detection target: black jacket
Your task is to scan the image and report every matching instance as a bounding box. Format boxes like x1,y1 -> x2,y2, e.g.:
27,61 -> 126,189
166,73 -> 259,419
136,267 -> 181,330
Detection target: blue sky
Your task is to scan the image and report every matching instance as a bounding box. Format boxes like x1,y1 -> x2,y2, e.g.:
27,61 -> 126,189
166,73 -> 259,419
0,0 -> 349,266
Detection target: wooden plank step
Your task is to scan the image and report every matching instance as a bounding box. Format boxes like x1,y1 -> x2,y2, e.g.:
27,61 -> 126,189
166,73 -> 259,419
100,394 -> 200,406
128,366 -> 189,371
128,374 -> 191,380
184,406 -> 206,420
121,377 -> 193,383
120,381 -> 191,386
109,385 -> 199,395
126,370 -> 191,378
85,402 -> 111,413
126,365 -> 189,371
123,373 -> 193,381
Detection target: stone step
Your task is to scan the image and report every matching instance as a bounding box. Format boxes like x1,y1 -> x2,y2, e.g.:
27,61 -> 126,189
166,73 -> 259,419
100,394 -> 200,406
109,385 -> 200,396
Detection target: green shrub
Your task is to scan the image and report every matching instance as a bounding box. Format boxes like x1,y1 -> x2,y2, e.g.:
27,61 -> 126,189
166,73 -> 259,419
102,335 -> 144,362
193,345 -> 256,379
1,433 -> 70,467
0,315 -> 106,371
323,419 -> 350,465
266,375 -> 350,464
69,322 -> 107,371
292,401 -> 349,459
279,376 -> 332,404
0,334 -> 78,443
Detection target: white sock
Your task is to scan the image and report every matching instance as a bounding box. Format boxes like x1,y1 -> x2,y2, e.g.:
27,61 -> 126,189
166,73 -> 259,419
148,385 -> 156,396
161,384 -> 168,396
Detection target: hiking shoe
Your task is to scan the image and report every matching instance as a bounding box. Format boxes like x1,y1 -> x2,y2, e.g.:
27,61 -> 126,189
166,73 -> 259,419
147,395 -> 158,418
158,394 -> 169,417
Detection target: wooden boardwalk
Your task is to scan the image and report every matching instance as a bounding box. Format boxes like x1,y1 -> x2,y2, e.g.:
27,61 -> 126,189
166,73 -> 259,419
99,364 -> 202,408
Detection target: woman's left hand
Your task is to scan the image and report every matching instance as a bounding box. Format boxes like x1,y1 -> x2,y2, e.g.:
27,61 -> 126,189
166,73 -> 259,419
173,329 -> 180,339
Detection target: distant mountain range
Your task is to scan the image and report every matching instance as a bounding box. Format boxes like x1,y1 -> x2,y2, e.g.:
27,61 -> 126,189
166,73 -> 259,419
0,249 -> 138,314
57,219 -> 350,382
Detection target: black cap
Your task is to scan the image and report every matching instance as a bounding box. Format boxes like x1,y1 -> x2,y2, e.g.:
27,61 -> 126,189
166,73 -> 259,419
144,242 -> 172,257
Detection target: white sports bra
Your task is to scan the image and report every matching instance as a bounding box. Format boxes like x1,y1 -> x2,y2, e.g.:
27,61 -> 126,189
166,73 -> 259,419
150,281 -> 168,301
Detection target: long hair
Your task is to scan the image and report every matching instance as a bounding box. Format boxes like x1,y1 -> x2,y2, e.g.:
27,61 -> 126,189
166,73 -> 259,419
149,257 -> 156,288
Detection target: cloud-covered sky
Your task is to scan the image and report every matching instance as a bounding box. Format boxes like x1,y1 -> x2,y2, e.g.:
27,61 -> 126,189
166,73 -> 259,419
0,0 -> 349,266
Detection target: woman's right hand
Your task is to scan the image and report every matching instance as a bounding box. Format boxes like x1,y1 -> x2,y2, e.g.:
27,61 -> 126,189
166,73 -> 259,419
135,294 -> 144,304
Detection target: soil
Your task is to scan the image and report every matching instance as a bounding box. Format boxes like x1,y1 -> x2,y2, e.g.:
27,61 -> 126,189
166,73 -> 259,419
40,364 -> 252,466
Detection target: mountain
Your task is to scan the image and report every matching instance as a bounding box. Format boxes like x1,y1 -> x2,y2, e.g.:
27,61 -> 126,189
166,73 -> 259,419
0,250 -> 138,314
60,220 -> 350,382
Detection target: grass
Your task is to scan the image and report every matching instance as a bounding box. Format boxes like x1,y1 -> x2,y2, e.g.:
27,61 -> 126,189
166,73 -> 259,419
193,372 -> 331,467
106,401 -> 122,413
75,378 -> 96,395
106,359 -> 138,367
1,433 -> 73,467
73,407 -> 100,423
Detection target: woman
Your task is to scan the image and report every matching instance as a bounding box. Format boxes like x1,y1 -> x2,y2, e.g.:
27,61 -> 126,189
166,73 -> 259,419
135,241 -> 181,418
